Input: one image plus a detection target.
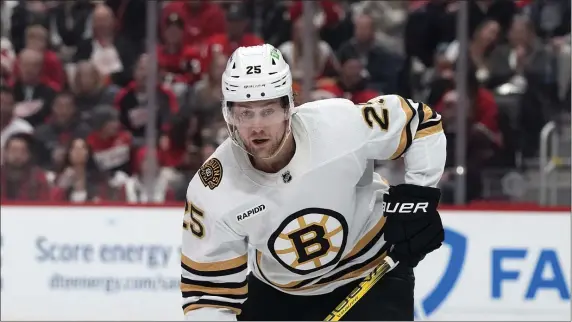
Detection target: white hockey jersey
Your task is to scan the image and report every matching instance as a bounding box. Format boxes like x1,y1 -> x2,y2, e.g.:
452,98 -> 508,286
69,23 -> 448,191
181,95 -> 446,320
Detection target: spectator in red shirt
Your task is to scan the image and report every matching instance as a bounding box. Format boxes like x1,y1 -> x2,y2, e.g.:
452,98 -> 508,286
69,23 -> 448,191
205,4 -> 264,59
114,54 -> 179,147
52,137 -> 126,203
315,55 -> 379,104
157,13 -> 203,86
161,0 -> 227,48
435,87 -> 502,150
0,133 -> 53,201
86,107 -> 133,175
20,23 -> 65,90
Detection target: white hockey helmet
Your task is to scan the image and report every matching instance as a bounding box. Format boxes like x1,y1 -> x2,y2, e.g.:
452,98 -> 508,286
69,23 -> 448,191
221,44 -> 295,158
221,44 -> 294,123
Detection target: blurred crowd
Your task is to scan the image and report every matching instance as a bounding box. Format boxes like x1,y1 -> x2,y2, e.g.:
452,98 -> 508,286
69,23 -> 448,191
0,0 -> 570,204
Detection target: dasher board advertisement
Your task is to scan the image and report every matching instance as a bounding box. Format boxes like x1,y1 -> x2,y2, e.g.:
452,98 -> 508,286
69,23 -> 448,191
1,206 -> 570,321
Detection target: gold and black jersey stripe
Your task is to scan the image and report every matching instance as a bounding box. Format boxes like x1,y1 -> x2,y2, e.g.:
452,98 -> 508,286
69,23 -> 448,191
389,97 -> 443,159
181,253 -> 247,277
414,101 -> 443,140
181,276 -> 247,315
181,254 -> 248,315
416,120 -> 443,139
390,96 -> 417,160
255,215 -> 388,292
339,215 -> 386,264
181,277 -> 248,299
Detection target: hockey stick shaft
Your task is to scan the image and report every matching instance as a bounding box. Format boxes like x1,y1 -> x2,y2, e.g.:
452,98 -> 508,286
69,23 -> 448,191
324,256 -> 398,321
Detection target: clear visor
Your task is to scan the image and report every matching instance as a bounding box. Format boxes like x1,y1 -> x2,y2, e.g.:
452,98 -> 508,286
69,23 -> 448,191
223,99 -> 294,159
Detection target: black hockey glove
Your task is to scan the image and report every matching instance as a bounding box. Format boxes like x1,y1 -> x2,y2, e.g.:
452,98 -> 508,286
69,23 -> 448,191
382,184 -> 444,268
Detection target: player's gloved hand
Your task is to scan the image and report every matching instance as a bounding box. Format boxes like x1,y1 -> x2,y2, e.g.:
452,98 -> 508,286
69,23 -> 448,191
382,184 -> 444,267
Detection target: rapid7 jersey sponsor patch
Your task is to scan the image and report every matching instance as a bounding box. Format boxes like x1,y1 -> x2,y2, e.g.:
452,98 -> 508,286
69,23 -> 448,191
236,204 -> 266,222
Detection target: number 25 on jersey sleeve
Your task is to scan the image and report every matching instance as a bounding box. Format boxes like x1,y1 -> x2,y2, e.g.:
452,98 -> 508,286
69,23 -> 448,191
355,95 -> 444,162
358,98 -> 390,132
183,201 -> 206,238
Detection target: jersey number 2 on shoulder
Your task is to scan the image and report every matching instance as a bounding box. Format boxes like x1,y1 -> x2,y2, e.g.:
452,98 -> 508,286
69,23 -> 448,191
183,201 -> 206,239
359,100 -> 389,131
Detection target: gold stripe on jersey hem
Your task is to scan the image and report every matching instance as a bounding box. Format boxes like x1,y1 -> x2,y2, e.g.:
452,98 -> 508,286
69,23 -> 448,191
264,249 -> 389,293
287,250 -> 388,292
183,303 -> 241,315
181,282 -> 248,296
390,96 -> 416,159
415,121 -> 443,140
342,215 -> 386,260
182,253 -> 247,272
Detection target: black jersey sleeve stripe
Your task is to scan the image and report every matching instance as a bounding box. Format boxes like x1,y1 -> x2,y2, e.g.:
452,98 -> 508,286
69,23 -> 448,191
181,276 -> 247,289
415,121 -> 443,140
181,278 -> 247,299
418,119 -> 441,131
182,291 -> 248,300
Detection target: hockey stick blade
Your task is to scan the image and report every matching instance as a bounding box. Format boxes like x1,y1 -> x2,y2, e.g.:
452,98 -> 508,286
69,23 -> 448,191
324,256 -> 398,321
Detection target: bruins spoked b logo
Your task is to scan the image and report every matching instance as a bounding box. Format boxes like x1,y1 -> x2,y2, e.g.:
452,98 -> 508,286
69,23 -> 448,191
268,208 -> 348,275
199,158 -> 223,190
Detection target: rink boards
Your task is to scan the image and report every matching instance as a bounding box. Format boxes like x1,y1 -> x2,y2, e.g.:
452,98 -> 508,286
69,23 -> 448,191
0,205 -> 570,321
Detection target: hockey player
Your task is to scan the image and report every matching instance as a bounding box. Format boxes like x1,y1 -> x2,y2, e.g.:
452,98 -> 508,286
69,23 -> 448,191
181,44 -> 446,321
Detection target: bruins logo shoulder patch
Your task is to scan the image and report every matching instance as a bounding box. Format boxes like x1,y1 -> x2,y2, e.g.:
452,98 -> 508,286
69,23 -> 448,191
268,208 -> 348,275
199,158 -> 223,190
